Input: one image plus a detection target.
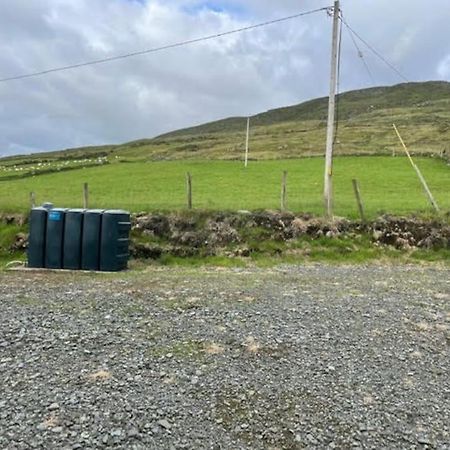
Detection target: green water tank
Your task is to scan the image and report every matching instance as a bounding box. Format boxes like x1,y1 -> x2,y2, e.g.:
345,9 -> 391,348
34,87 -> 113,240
81,209 -> 103,271
28,206 -> 49,268
45,208 -> 67,269
63,209 -> 84,270
100,210 -> 131,271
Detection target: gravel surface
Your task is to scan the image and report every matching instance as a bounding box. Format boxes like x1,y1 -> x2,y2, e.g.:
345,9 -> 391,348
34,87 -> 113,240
0,264 -> 449,449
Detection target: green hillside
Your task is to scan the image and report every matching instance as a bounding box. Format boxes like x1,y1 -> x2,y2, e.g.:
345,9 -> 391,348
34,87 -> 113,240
137,81 -> 450,161
157,80 -> 450,136
1,81 -> 449,165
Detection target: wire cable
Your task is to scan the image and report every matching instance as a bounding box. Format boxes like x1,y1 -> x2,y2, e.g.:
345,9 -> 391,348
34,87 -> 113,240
0,7 -> 330,83
342,17 -> 376,85
340,16 -> 409,83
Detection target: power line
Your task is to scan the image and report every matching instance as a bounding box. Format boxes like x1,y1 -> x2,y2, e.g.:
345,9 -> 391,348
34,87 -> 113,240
342,17 -> 376,85
0,7 -> 330,83
340,16 -> 409,83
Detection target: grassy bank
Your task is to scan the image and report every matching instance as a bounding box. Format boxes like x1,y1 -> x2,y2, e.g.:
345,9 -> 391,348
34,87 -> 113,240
131,211 -> 449,267
151,241 -> 450,268
0,222 -> 26,266
1,215 -> 448,270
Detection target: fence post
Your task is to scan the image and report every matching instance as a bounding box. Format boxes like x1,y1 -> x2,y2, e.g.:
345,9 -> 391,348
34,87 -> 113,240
30,192 -> 36,209
352,179 -> 365,222
83,182 -> 89,209
186,172 -> 192,210
393,124 -> 439,212
281,171 -> 288,211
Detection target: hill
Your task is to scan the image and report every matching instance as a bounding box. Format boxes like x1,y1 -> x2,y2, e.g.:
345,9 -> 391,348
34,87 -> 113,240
1,81 -> 450,166
157,80 -> 450,137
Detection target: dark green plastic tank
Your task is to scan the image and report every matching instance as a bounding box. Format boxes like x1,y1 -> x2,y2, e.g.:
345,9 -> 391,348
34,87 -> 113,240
28,207 -> 49,268
100,210 -> 131,271
63,209 -> 84,270
45,208 -> 67,269
81,209 -> 103,271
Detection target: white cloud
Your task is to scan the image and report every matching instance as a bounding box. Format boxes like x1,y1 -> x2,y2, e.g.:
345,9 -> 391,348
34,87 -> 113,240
0,0 -> 449,156
438,54 -> 450,79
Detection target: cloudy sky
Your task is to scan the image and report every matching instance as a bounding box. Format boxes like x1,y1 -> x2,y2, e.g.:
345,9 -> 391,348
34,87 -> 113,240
0,0 -> 449,156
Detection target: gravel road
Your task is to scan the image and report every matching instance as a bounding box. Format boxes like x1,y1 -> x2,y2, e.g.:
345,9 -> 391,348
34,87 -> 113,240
0,264 -> 449,449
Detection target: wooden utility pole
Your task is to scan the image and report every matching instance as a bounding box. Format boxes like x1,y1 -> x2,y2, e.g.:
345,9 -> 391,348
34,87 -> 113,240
244,117 -> 250,168
392,124 -> 440,212
324,0 -> 341,219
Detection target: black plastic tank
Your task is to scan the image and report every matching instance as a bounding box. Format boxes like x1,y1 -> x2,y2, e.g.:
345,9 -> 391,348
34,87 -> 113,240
100,210 -> 131,272
63,209 -> 85,270
45,208 -> 67,269
81,209 -> 103,271
28,207 -> 49,268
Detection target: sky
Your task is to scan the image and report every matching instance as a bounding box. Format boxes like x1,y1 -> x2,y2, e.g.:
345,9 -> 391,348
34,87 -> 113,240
0,0 -> 449,156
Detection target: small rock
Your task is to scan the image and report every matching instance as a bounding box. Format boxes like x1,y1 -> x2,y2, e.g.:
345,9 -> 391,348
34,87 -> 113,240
158,419 -> 171,430
417,435 -> 433,445
128,427 -> 139,437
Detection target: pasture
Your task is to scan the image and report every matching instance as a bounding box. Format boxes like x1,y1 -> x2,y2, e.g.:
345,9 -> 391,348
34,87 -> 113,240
0,156 -> 448,218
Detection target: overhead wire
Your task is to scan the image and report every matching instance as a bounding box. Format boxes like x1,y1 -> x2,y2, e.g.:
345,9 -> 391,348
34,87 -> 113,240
339,16 -> 409,83
342,15 -> 376,85
0,6 -> 330,83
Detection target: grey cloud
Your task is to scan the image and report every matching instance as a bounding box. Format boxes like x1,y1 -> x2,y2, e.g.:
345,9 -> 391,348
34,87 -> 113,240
0,0 -> 448,156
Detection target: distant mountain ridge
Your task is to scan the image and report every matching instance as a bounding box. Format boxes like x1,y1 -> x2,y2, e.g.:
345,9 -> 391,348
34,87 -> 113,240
155,81 -> 450,138
2,81 -> 450,163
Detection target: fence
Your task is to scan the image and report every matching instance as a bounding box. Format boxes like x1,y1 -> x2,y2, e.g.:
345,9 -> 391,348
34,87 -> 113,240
2,156 -> 446,218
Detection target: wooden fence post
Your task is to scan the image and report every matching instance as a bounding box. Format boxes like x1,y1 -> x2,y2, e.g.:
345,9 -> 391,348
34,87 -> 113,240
186,172 -> 192,210
83,182 -> 89,209
30,192 -> 36,209
352,179 -> 365,222
281,171 -> 288,211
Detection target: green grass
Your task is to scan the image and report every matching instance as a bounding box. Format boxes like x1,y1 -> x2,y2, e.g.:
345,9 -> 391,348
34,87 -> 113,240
0,156 -> 448,218
0,222 -> 26,266
140,243 -> 450,268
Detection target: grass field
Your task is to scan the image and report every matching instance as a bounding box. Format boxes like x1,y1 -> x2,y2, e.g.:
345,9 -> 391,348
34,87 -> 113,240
0,156 -> 448,217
